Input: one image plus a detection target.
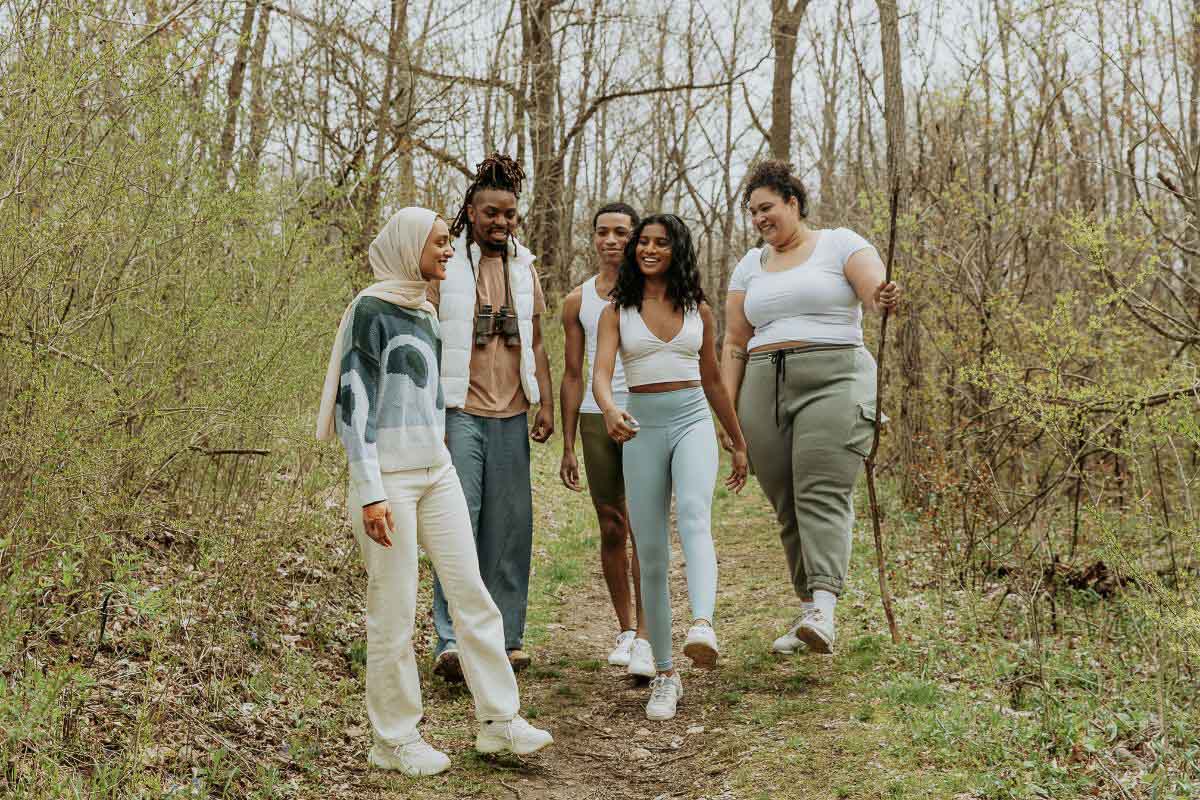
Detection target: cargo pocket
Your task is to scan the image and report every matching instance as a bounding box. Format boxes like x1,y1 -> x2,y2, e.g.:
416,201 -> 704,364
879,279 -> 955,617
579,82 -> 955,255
846,403 -> 889,458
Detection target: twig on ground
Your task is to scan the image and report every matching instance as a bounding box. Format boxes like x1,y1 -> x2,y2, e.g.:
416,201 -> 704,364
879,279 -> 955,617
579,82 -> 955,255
656,748 -> 701,767
563,746 -> 615,761
1094,757 -> 1137,800
499,779 -> 523,800
89,590 -> 112,663
573,715 -> 618,738
189,446 -> 272,457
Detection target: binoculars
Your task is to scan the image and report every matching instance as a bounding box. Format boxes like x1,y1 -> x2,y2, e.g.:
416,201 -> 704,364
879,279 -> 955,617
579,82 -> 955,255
474,304 -> 520,347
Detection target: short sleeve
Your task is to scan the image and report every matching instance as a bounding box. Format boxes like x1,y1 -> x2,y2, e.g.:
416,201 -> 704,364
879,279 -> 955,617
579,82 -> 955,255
833,228 -> 877,268
530,265 -> 547,314
727,249 -> 762,293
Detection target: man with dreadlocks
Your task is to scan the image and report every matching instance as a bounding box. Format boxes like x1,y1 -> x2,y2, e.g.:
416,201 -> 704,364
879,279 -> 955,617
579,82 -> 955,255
426,153 -> 555,681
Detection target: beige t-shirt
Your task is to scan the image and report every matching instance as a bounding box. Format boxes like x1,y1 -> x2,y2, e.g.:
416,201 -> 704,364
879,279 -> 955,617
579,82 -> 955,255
429,254 -> 547,418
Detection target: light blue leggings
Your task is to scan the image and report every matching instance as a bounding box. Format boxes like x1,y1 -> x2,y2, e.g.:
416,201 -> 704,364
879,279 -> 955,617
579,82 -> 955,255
623,388 -> 719,671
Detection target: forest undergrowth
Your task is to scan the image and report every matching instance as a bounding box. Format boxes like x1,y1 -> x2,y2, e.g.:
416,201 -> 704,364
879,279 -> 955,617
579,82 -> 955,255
3,7 -> 1199,799
1,319 -> 1197,799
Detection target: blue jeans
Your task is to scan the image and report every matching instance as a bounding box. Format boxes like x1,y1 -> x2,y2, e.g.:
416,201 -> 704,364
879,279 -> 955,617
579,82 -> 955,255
433,410 -> 533,656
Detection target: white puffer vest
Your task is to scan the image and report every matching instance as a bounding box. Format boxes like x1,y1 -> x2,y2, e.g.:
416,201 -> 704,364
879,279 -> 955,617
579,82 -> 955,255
438,230 -> 540,409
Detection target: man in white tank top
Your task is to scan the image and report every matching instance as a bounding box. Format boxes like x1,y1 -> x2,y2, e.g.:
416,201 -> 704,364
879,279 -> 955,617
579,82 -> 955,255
559,202 -> 650,674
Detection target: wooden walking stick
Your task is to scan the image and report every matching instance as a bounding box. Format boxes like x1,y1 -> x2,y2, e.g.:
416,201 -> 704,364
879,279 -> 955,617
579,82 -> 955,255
864,187 -> 901,645
867,0 -> 904,645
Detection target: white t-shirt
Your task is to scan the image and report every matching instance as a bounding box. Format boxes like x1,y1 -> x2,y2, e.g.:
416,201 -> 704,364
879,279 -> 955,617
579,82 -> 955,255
727,228 -> 876,350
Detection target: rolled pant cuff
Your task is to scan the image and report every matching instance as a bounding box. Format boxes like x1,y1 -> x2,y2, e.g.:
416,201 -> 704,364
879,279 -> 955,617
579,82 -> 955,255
655,660 -> 673,671
476,711 -> 518,723
807,577 -> 844,595
377,730 -> 423,748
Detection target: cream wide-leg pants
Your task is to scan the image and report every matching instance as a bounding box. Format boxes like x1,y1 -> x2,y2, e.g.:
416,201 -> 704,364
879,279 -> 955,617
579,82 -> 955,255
349,461 -> 520,746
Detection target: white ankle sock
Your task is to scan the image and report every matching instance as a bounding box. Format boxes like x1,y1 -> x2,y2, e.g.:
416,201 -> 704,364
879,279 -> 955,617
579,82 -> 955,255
812,590 -> 837,619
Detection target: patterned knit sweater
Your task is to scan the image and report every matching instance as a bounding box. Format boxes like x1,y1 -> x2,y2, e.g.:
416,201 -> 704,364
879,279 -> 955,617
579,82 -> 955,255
335,297 -> 449,506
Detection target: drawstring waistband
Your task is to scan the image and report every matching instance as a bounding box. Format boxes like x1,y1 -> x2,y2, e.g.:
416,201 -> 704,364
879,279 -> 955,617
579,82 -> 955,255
770,351 -> 786,428
749,344 -> 858,428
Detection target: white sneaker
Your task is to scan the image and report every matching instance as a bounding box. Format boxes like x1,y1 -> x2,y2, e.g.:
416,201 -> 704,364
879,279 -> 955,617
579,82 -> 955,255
608,630 -> 636,666
797,608 -> 835,653
475,716 -> 554,756
682,624 -> 719,668
368,736 -> 450,776
645,674 -> 683,721
627,637 -> 655,678
771,615 -> 811,655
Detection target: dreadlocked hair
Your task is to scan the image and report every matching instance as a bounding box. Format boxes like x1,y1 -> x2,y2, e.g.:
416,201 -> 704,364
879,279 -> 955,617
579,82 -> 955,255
450,152 -> 527,239
610,214 -> 707,313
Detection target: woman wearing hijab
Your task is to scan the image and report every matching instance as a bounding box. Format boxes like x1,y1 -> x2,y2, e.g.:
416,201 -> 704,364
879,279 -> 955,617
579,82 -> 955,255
317,207 -> 553,777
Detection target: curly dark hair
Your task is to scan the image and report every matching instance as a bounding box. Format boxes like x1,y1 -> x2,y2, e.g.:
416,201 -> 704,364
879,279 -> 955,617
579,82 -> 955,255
450,152 -> 526,239
610,214 -> 707,312
742,159 -> 808,218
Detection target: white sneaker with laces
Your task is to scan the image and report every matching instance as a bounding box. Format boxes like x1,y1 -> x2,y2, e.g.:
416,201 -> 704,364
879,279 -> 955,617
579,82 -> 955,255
645,674 -> 684,721
608,630 -> 636,666
475,715 -> 554,756
797,607 -> 835,653
368,735 -> 450,776
682,624 -> 719,668
626,637 -> 656,678
771,615 -> 811,655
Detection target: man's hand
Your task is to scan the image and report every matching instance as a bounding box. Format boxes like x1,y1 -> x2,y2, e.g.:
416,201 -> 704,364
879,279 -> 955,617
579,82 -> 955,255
718,429 -> 734,453
531,404 -> 555,443
560,450 -> 582,491
363,501 -> 394,547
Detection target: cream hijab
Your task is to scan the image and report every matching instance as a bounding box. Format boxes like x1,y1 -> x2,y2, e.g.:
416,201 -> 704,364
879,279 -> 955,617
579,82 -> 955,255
316,207 -> 440,441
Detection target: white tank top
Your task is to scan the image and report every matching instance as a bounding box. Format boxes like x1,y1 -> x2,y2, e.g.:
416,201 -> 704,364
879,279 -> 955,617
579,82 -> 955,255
580,276 -> 628,413
618,304 -> 702,388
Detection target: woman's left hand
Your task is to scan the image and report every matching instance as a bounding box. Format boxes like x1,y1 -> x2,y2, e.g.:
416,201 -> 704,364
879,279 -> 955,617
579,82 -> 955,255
726,447 -> 749,493
362,501 -> 394,548
874,280 -> 901,311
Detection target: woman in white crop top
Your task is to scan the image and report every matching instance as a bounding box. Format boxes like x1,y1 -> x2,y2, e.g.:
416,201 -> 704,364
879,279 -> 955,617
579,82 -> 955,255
720,160 -> 901,659
591,214 -> 747,722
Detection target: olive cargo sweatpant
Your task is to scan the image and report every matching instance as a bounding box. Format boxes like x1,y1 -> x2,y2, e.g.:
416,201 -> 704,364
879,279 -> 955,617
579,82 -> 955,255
738,345 -> 885,598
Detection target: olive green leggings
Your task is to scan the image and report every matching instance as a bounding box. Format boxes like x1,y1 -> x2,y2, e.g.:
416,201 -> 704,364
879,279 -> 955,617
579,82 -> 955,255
738,345 -> 882,597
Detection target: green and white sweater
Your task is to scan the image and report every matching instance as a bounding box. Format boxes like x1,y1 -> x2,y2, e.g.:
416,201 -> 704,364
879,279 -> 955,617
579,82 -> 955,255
335,297 -> 449,506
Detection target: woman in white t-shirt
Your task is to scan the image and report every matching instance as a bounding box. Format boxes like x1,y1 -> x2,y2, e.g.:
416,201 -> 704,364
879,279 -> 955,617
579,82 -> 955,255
719,161 -> 901,656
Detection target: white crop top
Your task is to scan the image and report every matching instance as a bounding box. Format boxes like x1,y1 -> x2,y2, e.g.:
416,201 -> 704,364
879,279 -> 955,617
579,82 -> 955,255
579,276 -> 628,413
617,305 -> 702,388
727,228 -> 876,350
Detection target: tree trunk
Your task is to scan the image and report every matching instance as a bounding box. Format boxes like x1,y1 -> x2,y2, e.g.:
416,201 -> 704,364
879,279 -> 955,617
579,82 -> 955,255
817,7 -> 846,207
769,0 -> 811,162
218,0 -> 258,183
877,0 -> 923,504
243,1 -> 272,183
522,0 -> 565,295
356,0 -> 408,262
